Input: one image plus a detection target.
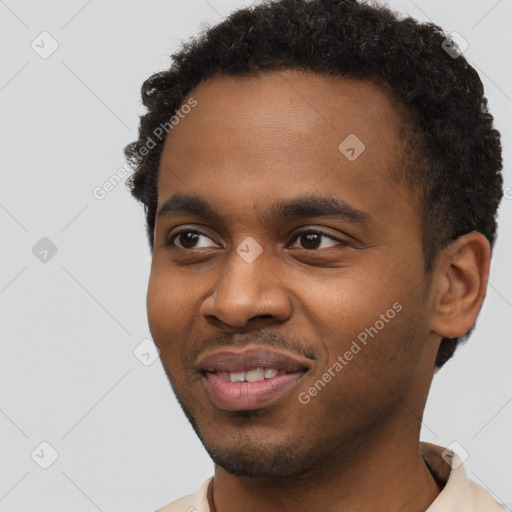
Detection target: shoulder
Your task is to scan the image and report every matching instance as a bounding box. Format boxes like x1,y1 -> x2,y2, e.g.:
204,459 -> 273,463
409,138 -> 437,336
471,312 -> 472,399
155,477 -> 213,512
466,479 -> 507,511
155,493 -> 195,512
421,442 -> 506,512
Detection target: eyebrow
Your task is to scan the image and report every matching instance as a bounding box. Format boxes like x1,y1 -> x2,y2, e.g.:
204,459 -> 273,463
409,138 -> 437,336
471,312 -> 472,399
157,193 -> 372,228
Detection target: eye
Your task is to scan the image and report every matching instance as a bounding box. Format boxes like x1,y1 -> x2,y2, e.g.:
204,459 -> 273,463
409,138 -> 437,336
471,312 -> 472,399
289,229 -> 348,250
166,228 -> 348,251
167,229 -> 218,249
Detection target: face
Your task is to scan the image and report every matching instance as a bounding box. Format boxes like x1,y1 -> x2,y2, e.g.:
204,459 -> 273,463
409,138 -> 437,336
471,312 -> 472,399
147,70 -> 439,478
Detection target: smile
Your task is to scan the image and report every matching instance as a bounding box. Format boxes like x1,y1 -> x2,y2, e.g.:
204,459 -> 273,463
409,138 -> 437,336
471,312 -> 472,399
196,346 -> 311,411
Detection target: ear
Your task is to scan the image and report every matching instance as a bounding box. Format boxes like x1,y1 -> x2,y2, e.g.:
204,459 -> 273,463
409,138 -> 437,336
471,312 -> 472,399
429,232 -> 490,339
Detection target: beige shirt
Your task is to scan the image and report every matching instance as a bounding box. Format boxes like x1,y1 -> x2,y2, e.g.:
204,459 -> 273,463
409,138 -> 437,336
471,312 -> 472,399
156,442 -> 505,512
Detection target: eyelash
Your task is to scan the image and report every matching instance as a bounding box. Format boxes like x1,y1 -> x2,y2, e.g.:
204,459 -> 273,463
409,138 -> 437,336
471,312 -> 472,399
166,228 -> 348,251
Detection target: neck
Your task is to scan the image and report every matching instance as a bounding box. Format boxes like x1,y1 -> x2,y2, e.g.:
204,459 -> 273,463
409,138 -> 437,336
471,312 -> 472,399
209,426 -> 443,512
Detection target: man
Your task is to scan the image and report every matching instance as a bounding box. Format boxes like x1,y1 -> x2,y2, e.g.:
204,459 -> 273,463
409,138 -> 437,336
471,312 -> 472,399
124,0 -> 505,510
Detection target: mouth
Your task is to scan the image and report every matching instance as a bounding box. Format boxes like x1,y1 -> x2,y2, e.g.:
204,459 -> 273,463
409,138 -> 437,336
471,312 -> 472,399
196,346 -> 311,411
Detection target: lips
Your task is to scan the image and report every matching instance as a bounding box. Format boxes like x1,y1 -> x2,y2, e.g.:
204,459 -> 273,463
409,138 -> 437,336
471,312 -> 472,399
196,347 -> 311,411
197,347 -> 310,374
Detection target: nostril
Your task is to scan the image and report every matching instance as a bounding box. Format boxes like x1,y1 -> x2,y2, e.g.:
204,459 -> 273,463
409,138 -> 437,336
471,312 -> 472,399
251,314 -> 273,321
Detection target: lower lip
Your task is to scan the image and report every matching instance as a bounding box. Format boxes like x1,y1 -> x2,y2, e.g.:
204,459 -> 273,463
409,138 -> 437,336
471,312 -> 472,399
202,371 -> 306,411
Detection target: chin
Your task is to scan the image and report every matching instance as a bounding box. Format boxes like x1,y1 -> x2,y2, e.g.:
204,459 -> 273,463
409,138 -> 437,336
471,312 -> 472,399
199,432 -> 317,478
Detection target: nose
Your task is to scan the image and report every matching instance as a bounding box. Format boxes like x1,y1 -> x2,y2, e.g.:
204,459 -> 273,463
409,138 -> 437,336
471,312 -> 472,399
200,248 -> 292,328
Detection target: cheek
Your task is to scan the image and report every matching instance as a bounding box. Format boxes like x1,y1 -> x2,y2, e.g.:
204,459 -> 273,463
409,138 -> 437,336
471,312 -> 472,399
146,269 -> 194,349
147,271 -> 203,391
293,261 -> 426,371
294,265 -> 402,331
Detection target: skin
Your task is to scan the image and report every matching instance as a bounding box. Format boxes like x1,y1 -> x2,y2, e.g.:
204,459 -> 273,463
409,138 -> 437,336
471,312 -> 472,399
147,70 -> 490,511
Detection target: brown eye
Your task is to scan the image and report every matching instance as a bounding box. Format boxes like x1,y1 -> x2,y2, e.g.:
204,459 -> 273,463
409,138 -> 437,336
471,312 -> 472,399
177,231 -> 200,249
290,229 -> 347,250
300,232 -> 322,250
167,230 -> 217,249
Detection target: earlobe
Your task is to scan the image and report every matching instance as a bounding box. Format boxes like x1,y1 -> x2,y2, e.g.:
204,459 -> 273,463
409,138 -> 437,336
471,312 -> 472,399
430,232 -> 491,339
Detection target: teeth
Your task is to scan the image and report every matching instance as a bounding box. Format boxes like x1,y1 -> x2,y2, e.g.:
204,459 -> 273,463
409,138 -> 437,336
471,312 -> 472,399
216,367 -> 282,382
264,368 -> 278,379
245,367 -> 265,382
230,372 -> 245,382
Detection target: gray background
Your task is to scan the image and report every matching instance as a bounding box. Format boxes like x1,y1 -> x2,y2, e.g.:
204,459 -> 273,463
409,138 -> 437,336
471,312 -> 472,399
0,0 -> 510,511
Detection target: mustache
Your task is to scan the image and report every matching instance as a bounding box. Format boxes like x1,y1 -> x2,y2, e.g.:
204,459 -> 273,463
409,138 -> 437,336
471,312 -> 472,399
184,329 -> 319,370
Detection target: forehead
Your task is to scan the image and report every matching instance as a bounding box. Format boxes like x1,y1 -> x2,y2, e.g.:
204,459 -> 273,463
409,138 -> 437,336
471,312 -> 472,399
163,70 -> 403,158
156,70 -> 416,229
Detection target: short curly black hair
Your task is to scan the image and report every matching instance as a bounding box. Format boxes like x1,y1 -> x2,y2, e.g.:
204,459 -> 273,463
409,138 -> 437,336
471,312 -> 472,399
124,0 -> 503,370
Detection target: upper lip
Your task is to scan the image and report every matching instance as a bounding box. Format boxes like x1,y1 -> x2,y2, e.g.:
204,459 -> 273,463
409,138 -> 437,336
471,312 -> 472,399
196,346 -> 312,373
